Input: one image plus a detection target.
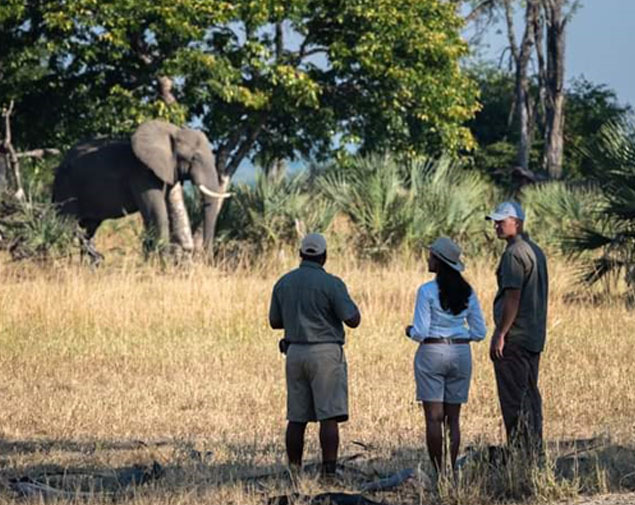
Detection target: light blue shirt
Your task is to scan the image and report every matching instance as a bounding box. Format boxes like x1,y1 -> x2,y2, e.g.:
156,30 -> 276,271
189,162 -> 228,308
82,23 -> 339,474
409,280 -> 487,342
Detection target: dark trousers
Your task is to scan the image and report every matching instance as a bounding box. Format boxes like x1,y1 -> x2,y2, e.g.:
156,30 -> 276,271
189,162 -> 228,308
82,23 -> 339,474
494,341 -> 543,451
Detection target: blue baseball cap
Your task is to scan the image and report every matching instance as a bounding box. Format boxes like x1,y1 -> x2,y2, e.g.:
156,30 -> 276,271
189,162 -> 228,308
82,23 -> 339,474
486,201 -> 525,221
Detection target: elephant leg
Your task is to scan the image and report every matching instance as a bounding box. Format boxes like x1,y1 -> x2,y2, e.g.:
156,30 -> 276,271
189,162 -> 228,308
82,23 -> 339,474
129,175 -> 170,255
78,218 -> 104,265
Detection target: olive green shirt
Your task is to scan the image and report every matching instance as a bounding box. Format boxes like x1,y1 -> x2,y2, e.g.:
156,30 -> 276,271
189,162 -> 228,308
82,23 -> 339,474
269,260 -> 359,344
493,234 -> 549,353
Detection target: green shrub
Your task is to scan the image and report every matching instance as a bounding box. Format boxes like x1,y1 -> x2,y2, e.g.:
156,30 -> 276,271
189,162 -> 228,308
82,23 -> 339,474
0,193 -> 77,260
408,157 -> 495,255
564,120 -> 635,291
520,181 -> 606,253
317,155 -> 415,260
318,154 -> 495,260
215,170 -> 337,253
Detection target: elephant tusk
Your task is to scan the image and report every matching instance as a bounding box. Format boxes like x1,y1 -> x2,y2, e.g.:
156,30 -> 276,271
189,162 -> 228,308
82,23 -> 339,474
198,185 -> 232,199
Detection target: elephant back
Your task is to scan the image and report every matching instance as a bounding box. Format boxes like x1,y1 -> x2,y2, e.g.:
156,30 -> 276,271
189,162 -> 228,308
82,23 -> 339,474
131,120 -> 180,185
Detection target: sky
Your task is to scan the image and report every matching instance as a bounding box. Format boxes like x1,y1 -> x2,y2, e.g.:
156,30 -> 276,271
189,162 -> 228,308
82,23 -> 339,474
473,0 -> 635,108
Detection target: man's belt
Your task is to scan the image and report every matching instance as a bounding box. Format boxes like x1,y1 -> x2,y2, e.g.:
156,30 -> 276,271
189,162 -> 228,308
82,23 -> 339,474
287,341 -> 343,345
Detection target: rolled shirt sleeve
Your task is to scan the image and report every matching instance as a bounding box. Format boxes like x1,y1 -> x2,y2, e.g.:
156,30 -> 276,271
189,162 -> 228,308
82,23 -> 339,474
466,291 -> 487,341
500,251 -> 525,290
331,277 -> 359,321
269,283 -> 283,328
409,285 -> 431,342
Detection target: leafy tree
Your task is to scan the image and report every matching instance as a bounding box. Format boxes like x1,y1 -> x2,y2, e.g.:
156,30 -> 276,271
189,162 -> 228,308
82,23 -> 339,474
468,67 -> 631,182
0,0 -> 479,175
564,78 -> 632,178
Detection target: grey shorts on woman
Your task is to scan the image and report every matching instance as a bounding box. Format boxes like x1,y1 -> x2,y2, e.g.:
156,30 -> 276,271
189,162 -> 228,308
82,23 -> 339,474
414,343 -> 472,404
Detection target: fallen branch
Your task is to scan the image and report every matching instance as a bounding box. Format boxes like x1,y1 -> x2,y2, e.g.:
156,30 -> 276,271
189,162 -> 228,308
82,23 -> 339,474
9,461 -> 163,499
16,148 -> 61,159
359,468 -> 417,492
268,492 -> 383,505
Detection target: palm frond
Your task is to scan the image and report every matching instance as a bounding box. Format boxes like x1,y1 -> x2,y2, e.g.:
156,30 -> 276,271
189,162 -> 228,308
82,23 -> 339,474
568,119 -> 635,292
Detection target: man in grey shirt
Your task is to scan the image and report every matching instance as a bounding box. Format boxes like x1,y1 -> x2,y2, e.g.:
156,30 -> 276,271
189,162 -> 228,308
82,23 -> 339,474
269,233 -> 361,477
486,202 -> 548,454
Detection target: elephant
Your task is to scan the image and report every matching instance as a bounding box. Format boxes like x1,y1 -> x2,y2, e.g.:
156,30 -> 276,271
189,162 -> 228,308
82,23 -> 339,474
53,120 -> 230,260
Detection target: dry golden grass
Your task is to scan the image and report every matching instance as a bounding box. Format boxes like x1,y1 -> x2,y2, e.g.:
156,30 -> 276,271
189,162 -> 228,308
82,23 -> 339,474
0,249 -> 634,504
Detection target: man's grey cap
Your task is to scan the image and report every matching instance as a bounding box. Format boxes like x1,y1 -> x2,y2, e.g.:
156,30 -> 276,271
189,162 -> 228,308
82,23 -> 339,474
300,233 -> 327,255
486,201 -> 525,221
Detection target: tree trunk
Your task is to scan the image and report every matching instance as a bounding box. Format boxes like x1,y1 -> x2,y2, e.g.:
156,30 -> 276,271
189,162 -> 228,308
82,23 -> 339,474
504,0 -> 539,171
543,0 -> 566,179
0,155 -> 7,193
1,101 -> 25,201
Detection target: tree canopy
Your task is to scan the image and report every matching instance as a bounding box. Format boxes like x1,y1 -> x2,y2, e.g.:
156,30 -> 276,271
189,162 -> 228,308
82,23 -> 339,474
0,0 -> 479,180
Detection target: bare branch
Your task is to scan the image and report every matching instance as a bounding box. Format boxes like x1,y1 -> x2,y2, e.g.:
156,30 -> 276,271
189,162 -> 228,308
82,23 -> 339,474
300,47 -> 329,60
2,100 -> 15,148
275,21 -> 283,61
16,148 -> 61,159
226,114 -> 268,178
533,5 -> 547,128
464,0 -> 499,24
216,126 -> 246,176
1,100 -> 25,200
502,0 -> 519,63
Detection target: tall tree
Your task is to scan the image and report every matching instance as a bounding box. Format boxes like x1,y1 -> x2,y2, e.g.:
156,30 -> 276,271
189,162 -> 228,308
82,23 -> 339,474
462,0 -> 581,179
1,0 -> 479,173
502,0 -> 540,172
1,0 -> 479,240
467,68 -> 630,182
540,0 -> 580,178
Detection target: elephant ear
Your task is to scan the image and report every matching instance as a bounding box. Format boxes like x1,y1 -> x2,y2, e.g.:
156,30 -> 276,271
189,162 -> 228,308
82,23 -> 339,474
131,120 -> 180,185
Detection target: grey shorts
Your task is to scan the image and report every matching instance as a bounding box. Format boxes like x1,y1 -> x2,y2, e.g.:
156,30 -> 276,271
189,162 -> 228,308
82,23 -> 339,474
286,343 -> 348,423
414,343 -> 472,404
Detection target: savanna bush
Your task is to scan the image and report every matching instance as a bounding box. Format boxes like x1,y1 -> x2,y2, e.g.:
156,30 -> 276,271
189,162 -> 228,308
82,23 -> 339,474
215,170 -> 337,254
520,181 -> 605,252
318,155 -> 495,260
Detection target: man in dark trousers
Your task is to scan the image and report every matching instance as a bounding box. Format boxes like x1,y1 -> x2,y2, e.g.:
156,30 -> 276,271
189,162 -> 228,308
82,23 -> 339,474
269,233 -> 361,478
487,202 -> 548,454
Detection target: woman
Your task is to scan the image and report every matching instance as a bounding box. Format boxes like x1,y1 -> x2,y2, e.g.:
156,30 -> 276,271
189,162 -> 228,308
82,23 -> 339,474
405,237 -> 486,475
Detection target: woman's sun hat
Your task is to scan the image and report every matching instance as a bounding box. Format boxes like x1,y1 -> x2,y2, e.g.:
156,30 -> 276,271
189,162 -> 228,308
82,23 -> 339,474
426,236 -> 465,272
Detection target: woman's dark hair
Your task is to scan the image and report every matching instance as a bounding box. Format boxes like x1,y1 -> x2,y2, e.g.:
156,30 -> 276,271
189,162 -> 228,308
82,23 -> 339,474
435,259 -> 472,315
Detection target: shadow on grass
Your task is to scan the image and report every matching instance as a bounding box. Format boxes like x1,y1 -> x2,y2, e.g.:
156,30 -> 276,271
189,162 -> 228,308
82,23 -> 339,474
0,436 -> 634,504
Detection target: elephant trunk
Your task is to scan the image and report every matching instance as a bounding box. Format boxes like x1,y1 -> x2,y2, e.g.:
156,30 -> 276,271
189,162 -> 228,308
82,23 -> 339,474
199,178 -> 231,258
167,183 -> 194,252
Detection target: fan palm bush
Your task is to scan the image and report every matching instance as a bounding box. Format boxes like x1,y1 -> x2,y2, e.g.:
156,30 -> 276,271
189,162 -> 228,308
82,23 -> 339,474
521,181 -> 605,253
317,154 -> 494,260
215,170 -> 337,253
565,120 -> 635,291
317,155 -> 415,260
408,157 -> 494,255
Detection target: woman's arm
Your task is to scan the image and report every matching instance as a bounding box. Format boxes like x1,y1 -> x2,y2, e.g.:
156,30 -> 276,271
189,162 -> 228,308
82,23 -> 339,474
408,285 -> 431,342
466,291 -> 487,341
